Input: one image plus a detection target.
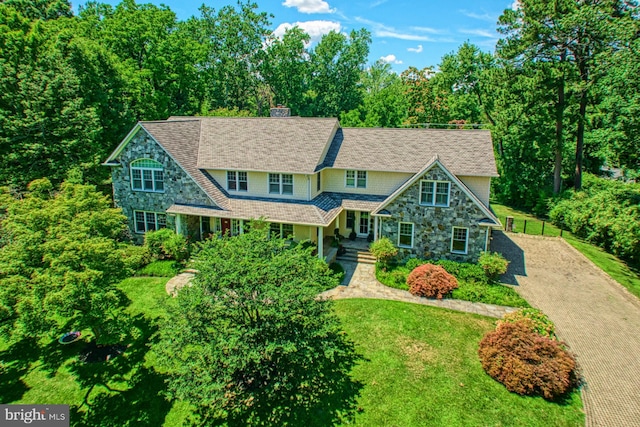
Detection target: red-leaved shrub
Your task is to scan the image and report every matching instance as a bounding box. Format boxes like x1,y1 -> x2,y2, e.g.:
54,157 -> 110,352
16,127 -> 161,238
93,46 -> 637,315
478,320 -> 579,400
407,263 -> 458,299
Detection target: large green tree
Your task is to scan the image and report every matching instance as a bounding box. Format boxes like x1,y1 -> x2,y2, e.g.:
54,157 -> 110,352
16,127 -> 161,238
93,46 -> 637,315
341,60 -> 408,127
306,29 -> 371,117
158,225 -> 360,425
498,0 -> 633,191
0,179 -> 137,342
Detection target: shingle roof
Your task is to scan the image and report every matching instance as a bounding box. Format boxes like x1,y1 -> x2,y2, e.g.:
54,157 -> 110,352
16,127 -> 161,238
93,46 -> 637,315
140,121 -> 231,209
165,193 -> 387,227
187,117 -> 339,174
326,128 -> 498,176
110,117 -> 499,223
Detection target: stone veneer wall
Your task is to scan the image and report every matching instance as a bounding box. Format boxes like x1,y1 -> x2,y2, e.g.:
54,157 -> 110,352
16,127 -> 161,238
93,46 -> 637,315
380,164 -> 488,262
110,128 -> 216,240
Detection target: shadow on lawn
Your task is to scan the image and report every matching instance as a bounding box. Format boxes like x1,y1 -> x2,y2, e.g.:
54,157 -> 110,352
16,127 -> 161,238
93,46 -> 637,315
68,314 -> 171,427
0,338 -> 41,403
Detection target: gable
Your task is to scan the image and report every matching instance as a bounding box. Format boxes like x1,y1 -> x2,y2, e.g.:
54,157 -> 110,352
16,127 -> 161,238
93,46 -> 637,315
109,127 -> 216,208
373,159 -> 499,226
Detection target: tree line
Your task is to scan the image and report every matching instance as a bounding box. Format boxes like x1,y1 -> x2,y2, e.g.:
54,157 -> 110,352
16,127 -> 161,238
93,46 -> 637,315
1,0 -> 638,208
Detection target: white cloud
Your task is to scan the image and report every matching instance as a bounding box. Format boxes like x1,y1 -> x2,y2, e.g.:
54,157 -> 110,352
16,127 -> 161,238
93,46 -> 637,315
511,0 -> 521,10
282,0 -> 335,14
355,17 -> 435,41
273,21 -> 341,44
459,28 -> 496,38
410,26 -> 442,34
380,54 -> 403,64
459,9 -> 497,22
407,44 -> 423,53
370,0 -> 388,7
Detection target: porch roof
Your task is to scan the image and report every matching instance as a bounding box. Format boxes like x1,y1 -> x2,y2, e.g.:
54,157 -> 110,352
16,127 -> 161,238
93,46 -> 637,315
165,193 -> 387,227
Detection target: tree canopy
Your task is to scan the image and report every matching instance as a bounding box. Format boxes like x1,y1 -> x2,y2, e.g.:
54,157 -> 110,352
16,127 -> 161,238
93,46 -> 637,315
158,225 -> 360,425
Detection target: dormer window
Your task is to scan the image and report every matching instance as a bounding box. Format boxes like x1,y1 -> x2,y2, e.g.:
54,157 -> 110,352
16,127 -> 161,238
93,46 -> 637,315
420,180 -> 450,207
131,159 -> 164,192
346,170 -> 366,188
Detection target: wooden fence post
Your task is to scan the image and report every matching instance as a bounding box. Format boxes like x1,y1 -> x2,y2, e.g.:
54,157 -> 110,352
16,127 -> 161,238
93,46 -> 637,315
541,221 -> 545,235
523,220 -> 527,234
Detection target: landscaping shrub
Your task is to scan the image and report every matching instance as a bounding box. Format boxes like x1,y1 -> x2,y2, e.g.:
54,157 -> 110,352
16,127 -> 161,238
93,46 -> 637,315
436,260 -> 487,283
452,281 -> 530,308
501,308 -> 557,339
329,262 -> 345,284
478,251 -> 510,281
549,174 -> 640,264
369,237 -> 398,267
405,257 -> 426,271
478,321 -> 578,400
144,229 -> 189,261
407,264 -> 458,299
120,244 -> 151,271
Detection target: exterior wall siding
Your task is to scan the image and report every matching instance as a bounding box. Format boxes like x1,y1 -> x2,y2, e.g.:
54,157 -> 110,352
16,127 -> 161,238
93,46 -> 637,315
379,165 -> 489,262
322,169 -> 412,196
208,170 -> 310,200
458,175 -> 491,207
110,128 -> 215,240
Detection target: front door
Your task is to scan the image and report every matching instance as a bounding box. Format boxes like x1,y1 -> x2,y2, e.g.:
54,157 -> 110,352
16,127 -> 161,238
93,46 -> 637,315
358,212 -> 370,236
221,218 -> 231,236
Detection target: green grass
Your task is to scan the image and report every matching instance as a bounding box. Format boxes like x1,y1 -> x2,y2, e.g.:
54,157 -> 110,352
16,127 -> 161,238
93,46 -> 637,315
0,276 -> 187,427
136,260 -> 182,277
334,299 -> 584,427
492,202 -> 640,299
376,263 -> 530,307
1,274 -> 582,426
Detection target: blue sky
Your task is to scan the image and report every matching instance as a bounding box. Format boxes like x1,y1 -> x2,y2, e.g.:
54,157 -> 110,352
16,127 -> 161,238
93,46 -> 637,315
75,0 -> 518,72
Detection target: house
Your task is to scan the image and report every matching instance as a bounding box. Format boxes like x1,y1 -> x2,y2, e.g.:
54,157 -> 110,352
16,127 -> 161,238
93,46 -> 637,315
104,107 -> 501,262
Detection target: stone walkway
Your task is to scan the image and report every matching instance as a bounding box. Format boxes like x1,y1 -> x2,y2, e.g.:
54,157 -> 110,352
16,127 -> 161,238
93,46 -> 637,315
320,262 -> 519,318
493,233 -> 640,427
165,272 -> 195,296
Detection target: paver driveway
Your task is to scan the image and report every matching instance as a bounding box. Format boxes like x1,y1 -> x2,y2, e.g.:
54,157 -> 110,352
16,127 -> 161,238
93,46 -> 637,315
493,232 -> 640,427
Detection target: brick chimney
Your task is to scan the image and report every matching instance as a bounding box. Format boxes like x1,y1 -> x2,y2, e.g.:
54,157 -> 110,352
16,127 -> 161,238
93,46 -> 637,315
270,104 -> 291,117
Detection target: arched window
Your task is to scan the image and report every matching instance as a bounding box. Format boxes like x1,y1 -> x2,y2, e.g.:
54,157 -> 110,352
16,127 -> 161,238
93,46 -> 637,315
130,159 -> 164,192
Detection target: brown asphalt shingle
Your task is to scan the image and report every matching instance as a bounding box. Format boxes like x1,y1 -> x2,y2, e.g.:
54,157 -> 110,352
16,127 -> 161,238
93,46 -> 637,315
194,117 -> 339,174
326,127 -> 498,176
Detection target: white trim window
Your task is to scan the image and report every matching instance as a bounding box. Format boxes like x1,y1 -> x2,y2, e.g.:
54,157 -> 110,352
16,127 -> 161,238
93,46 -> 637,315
231,219 -> 243,236
269,173 -> 294,195
131,159 -> 164,192
134,210 -> 167,233
346,170 -> 367,188
398,222 -> 414,248
227,171 -> 248,192
420,180 -> 450,207
451,227 -> 469,254
200,217 -> 221,238
269,222 -> 294,238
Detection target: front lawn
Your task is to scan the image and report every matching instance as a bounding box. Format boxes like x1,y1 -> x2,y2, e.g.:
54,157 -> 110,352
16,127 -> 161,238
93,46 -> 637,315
335,299 -> 584,427
1,276 -> 582,426
376,261 -> 530,307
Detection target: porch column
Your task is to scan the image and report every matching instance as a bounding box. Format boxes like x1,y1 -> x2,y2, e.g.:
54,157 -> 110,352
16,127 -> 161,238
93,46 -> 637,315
175,214 -> 185,236
373,216 -> 379,240
317,227 -> 323,260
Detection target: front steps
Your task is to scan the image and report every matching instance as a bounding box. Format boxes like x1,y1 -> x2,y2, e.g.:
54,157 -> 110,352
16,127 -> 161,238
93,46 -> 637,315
336,247 -> 376,264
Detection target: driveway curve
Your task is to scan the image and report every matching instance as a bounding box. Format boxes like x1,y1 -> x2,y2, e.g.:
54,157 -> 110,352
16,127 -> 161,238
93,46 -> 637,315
493,232 -> 640,427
